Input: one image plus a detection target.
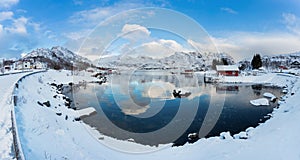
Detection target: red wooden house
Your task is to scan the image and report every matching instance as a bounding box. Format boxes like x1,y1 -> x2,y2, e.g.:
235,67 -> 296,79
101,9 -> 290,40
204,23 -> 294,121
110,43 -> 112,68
216,65 -> 239,76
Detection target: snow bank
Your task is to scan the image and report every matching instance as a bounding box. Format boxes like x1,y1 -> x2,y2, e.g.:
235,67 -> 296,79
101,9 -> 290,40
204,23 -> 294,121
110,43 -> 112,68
221,73 -> 297,87
250,98 -> 269,106
0,70 -> 44,159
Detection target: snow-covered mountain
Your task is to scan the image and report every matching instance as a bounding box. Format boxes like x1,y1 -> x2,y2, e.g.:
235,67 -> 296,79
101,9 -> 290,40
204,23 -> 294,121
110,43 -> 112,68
22,46 -> 92,70
96,52 -> 235,70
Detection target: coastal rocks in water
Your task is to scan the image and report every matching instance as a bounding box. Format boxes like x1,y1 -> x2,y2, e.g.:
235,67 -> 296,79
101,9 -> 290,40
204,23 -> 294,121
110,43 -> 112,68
173,89 -> 192,98
188,133 -> 199,141
250,98 -> 269,106
74,117 -> 81,121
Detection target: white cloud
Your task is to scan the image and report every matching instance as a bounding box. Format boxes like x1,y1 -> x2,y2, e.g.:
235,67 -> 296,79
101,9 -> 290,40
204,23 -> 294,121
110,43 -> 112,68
0,24 -> 3,33
132,39 -> 190,58
282,13 -> 300,36
220,7 -> 238,15
121,24 -> 151,42
189,32 -> 300,61
6,16 -> 28,34
0,0 -> 19,8
69,2 -> 147,26
0,11 -> 14,21
118,24 -> 190,58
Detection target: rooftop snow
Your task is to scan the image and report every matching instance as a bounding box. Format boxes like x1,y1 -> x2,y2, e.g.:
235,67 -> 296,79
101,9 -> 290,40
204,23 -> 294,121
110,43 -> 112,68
216,65 -> 239,71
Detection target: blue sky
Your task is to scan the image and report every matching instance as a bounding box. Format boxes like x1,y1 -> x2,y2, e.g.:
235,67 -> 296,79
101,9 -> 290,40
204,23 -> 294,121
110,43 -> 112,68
0,0 -> 300,60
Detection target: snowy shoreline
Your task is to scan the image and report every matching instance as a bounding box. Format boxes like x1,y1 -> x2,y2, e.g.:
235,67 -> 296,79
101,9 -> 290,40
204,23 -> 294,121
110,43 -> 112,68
12,70 -> 300,159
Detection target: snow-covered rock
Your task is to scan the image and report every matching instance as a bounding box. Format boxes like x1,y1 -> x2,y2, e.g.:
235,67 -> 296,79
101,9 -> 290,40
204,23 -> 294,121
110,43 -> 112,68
219,132 -> 233,140
250,98 -> 269,106
263,92 -> 276,101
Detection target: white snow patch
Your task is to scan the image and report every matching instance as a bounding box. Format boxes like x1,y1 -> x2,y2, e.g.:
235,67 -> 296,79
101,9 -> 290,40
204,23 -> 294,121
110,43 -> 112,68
250,98 -> 270,106
76,107 -> 96,117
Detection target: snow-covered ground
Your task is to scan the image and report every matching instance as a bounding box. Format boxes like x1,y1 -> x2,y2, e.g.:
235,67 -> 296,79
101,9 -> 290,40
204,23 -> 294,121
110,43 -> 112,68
5,70 -> 300,159
0,70 -> 43,160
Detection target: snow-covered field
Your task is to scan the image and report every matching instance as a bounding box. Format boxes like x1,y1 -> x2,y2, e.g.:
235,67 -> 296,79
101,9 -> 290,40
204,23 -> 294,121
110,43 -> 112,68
2,70 -> 300,159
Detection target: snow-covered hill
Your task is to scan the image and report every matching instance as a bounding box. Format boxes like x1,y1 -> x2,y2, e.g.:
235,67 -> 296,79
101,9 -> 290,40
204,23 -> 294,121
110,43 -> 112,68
238,52 -> 300,70
96,52 -> 235,70
23,46 -> 92,70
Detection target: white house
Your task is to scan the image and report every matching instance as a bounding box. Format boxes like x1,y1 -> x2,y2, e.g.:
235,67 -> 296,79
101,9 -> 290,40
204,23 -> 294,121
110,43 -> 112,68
16,61 -> 31,70
34,61 -> 46,69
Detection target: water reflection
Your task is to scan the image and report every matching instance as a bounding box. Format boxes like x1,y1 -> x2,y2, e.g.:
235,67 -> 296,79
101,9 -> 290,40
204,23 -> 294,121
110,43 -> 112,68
64,71 -> 282,146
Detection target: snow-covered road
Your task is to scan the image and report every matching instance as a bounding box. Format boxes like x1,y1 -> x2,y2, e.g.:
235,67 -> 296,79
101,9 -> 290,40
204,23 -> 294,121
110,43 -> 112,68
0,71 -> 41,159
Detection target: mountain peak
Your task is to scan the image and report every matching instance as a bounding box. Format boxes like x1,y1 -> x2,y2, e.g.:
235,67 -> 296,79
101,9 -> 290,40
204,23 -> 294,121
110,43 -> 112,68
22,46 -> 92,70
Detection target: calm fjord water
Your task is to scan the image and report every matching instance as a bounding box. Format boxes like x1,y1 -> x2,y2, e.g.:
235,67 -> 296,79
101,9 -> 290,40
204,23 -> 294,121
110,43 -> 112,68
65,71 -> 282,146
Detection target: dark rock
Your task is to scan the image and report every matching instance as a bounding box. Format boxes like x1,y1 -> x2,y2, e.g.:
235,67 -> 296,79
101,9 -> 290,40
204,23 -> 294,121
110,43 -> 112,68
65,97 -> 72,103
188,133 -> 199,141
65,115 -> 68,120
43,101 -> 51,107
65,102 -> 71,107
270,98 -> 277,103
56,112 -> 62,116
74,117 -> 81,121
57,84 -> 63,88
50,83 -> 57,87
37,101 -> 43,106
53,95 -> 58,98
69,82 -> 73,86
